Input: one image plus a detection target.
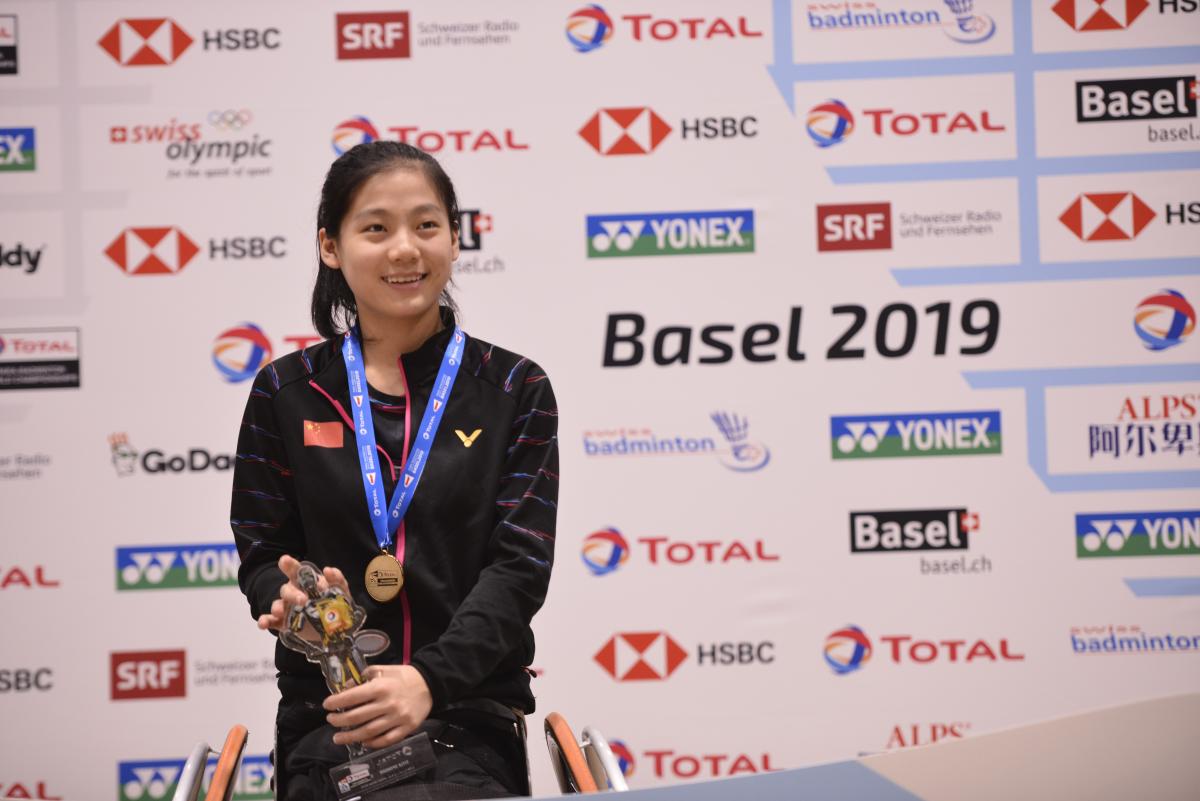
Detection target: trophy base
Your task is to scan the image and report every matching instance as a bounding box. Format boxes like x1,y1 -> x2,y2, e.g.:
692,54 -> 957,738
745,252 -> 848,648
329,731 -> 437,800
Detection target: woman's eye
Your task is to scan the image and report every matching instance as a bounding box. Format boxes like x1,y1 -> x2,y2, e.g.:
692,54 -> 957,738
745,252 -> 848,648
363,223 -> 384,233
418,220 -> 438,230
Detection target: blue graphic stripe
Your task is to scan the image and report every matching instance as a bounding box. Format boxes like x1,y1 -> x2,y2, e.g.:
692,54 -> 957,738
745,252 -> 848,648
1125,577 -> 1200,597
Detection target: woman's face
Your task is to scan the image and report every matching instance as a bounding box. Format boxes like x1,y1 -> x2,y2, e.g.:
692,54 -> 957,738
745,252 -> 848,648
319,166 -> 458,331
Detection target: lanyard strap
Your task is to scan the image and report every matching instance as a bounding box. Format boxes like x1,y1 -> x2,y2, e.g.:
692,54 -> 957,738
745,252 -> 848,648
343,325 -> 466,552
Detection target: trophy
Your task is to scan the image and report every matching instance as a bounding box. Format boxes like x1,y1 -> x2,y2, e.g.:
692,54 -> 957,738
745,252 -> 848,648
278,562 -> 435,798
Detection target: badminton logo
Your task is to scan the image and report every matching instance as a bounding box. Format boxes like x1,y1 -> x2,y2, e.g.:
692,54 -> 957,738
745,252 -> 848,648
942,0 -> 996,43
825,625 -> 872,675
711,412 -> 770,472
1134,290 -> 1195,351
212,323 -> 273,383
806,99 -> 854,148
582,528 -> 630,576
332,116 -> 380,155
566,5 -> 613,53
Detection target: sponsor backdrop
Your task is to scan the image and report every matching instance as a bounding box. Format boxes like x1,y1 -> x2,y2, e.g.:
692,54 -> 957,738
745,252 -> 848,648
1,1 -> 1199,798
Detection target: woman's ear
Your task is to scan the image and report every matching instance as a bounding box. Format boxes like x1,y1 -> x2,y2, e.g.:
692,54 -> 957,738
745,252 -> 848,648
318,228 -> 341,270
451,226 -> 460,262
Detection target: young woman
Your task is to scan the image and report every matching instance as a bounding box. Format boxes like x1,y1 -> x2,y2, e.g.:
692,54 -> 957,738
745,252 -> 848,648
231,141 -> 558,800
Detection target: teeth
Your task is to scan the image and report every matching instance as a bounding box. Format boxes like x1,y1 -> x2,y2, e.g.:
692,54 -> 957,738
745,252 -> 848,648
384,275 -> 423,284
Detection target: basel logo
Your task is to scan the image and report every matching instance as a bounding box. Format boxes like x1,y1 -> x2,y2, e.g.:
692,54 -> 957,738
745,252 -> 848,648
105,227 -> 200,275
212,323 -> 273,382
98,18 -> 194,66
566,4 -> 614,53
332,116 -> 380,156
807,99 -> 854,148
582,527 -> 630,576
825,625 -> 872,675
1059,192 -> 1155,241
1052,0 -> 1149,31
594,632 -> 687,681
1134,289 -> 1195,351
579,108 -> 672,155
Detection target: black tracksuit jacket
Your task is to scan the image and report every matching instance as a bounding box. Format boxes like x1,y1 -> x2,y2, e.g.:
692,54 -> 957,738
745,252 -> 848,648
230,319 -> 558,721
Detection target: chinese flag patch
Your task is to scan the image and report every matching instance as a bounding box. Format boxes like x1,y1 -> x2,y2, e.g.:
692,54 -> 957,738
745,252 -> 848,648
303,420 -> 344,448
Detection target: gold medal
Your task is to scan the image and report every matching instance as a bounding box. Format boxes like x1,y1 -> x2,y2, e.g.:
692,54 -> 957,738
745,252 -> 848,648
364,553 -> 404,602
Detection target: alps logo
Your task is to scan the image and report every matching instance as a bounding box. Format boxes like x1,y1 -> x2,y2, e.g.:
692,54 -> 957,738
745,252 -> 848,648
594,632 -> 687,681
116,543 -> 240,591
118,754 -> 273,801
586,210 -> 754,257
580,526 -> 779,576
0,14 -> 16,75
105,227 -> 200,275
886,722 -> 971,749
850,508 -> 979,554
1059,192 -> 1156,241
825,625 -> 1024,675
1052,0 -> 1150,30
336,12 -> 410,60
1076,76 -> 1197,123
111,650 -> 186,700
98,18 -> 193,65
579,107 -> 671,155
0,126 -> 35,171
831,411 -> 1002,459
1076,510 -> 1200,557
816,203 -> 892,251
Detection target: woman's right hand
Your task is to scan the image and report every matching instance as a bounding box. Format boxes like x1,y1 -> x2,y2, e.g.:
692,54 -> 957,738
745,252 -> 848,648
256,554 -> 350,632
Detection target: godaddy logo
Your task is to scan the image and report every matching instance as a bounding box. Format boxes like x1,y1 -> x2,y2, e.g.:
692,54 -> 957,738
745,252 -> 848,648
831,411 -> 1002,459
118,754 -> 272,801
115,544 -> 239,591
1076,511 -> 1200,558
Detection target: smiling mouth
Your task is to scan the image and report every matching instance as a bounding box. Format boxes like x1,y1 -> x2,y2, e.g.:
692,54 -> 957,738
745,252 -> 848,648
383,274 -> 426,286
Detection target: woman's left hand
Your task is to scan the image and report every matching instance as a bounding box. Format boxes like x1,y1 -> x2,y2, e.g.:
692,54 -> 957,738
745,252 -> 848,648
324,665 -> 433,749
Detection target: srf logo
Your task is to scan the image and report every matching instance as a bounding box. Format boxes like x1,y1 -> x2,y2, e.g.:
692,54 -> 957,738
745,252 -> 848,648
115,544 -> 240,590
816,203 -> 892,252
105,227 -> 200,275
336,12 -> 410,60
594,632 -> 687,681
98,18 -> 194,66
579,107 -> 672,155
831,411 -> 1002,459
111,650 -> 186,700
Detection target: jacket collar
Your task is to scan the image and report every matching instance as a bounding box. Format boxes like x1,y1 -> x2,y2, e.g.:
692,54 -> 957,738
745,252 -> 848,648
308,306 -> 457,402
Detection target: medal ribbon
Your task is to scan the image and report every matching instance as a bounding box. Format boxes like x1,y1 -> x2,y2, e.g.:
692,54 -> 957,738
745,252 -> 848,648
343,325 -> 466,554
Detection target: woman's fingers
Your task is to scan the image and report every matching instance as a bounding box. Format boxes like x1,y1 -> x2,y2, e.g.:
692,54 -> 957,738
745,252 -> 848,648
325,699 -> 387,729
333,714 -> 402,746
364,727 -> 409,750
324,566 -> 350,594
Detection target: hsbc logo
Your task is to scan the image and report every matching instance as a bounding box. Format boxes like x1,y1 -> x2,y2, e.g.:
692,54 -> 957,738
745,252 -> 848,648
111,650 -> 186,700
105,227 -> 199,275
98,18 -> 193,65
336,12 -> 410,60
1051,0 -> 1150,30
594,632 -> 687,680
1059,192 -> 1156,241
579,107 -> 757,155
817,203 -> 892,252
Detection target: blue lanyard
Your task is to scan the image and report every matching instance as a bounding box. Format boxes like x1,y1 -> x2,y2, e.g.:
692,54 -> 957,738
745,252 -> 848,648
342,325 -> 466,553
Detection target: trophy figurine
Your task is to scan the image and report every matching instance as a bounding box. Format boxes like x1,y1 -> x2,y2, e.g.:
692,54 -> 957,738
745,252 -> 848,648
279,561 -> 390,757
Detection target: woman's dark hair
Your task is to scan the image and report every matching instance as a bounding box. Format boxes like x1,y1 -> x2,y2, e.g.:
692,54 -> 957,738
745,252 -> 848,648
311,141 -> 460,339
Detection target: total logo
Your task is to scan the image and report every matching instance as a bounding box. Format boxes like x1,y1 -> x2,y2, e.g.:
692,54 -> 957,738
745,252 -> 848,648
108,433 -> 233,476
97,18 -> 280,66
805,1 -> 996,44
824,625 -> 1024,675
806,99 -> 1005,148
595,632 -> 774,681
586,209 -> 754,258
831,411 -> 1002,459
336,11 -> 409,60
579,107 -> 756,155
111,649 -> 186,700
582,411 -> 770,472
212,324 -> 320,383
0,126 -> 35,171
104,227 -> 287,276
0,783 -> 60,801
118,754 -> 273,801
565,5 -> 761,52
581,527 -> 779,576
886,723 -> 971,750
331,115 -> 527,156
0,565 -> 59,589
116,543 -> 240,591
1134,289 -> 1194,351
601,739 -> 778,781
1076,510 -> 1200,557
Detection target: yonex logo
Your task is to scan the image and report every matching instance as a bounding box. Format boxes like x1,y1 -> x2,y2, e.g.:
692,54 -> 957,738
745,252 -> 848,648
118,754 -> 273,801
831,412 -> 1002,459
586,210 -> 755,258
1076,511 -> 1200,557
115,544 -> 239,591
0,127 -> 35,171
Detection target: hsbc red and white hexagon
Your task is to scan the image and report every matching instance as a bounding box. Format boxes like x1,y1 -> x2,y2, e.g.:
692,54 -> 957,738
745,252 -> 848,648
594,631 -> 687,681
579,108 -> 672,155
105,227 -> 200,275
1059,192 -> 1156,241
98,18 -> 194,66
